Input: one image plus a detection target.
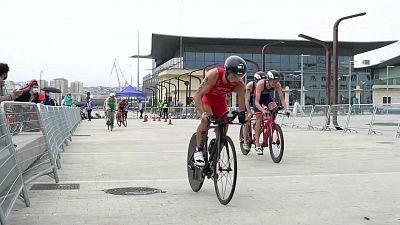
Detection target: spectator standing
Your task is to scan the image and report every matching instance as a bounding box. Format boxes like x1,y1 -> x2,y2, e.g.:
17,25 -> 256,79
138,100 -> 144,119
61,93 -> 72,106
85,98 -> 94,121
15,83 -> 41,103
42,92 -> 56,106
158,100 -> 163,118
162,100 -> 169,119
0,63 -> 23,102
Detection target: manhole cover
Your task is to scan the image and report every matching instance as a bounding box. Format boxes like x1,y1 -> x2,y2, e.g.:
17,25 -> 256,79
103,187 -> 166,195
30,183 -> 80,190
376,141 -> 393,144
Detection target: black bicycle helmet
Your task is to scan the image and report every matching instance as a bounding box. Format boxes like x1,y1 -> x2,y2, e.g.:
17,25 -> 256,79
254,71 -> 267,81
224,56 -> 247,77
266,70 -> 281,80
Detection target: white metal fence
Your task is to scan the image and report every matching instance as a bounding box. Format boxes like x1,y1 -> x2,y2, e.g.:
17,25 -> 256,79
275,103 -> 400,138
0,102 -> 80,225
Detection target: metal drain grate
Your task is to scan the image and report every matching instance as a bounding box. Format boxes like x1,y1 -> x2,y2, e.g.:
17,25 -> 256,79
376,141 -> 393,144
30,183 -> 80,190
103,187 -> 166,195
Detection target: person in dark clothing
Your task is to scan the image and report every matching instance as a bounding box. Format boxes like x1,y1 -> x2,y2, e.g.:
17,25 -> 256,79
0,63 -> 23,102
15,83 -> 40,103
42,92 -> 55,106
162,100 -> 169,119
138,100 -> 144,119
85,99 -> 94,121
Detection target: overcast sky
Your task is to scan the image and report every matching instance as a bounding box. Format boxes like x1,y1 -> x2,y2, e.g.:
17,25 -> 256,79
1,0 -> 399,87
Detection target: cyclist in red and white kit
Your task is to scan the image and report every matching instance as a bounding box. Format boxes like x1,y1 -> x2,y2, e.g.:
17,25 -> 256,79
193,56 -> 247,166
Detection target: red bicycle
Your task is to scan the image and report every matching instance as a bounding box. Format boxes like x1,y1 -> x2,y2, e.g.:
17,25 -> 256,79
240,106 -> 286,163
116,110 -> 127,127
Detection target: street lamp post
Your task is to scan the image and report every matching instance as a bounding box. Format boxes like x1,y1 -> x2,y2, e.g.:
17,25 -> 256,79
261,41 -> 285,72
145,87 -> 156,107
150,86 -> 160,105
163,80 -> 177,105
298,34 -> 332,106
202,63 -> 219,79
386,65 -> 395,104
188,69 -> 203,102
39,71 -> 43,88
333,12 -> 366,106
300,54 -> 310,106
360,81 -> 366,104
347,61 -> 355,105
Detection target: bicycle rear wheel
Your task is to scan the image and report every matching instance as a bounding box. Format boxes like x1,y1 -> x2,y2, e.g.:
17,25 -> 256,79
213,136 -> 237,205
268,124 -> 284,163
187,133 -> 204,192
123,117 -> 127,127
239,124 -> 251,155
117,116 -> 122,127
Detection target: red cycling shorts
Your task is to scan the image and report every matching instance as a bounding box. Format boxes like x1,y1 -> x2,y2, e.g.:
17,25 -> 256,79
202,94 -> 227,117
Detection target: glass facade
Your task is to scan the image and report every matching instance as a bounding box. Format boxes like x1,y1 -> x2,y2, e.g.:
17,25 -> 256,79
183,52 -> 373,105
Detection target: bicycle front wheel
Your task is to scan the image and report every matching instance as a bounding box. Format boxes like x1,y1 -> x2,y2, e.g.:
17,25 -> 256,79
123,117 -> 127,127
213,136 -> 237,205
268,124 -> 284,163
187,133 -> 204,192
117,116 -> 122,127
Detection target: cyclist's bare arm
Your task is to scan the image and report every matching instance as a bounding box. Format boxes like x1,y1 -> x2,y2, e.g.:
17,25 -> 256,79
275,83 -> 288,110
255,80 -> 265,113
234,82 -> 246,112
245,82 -> 253,114
103,99 -> 107,111
193,68 -> 218,115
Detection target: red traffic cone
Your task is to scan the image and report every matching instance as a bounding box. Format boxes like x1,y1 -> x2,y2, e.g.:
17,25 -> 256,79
168,115 -> 173,125
143,115 -> 148,122
158,116 -> 161,122
164,116 -> 167,122
152,115 -> 156,121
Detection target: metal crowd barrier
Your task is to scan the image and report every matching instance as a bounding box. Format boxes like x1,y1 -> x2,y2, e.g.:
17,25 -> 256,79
276,103 -> 400,138
0,102 -> 80,225
345,104 -> 375,133
326,104 -> 351,131
291,105 -> 313,128
1,102 -> 52,185
140,104 -> 400,138
308,105 -> 330,130
368,103 -> 400,136
144,107 -> 199,119
0,103 -> 30,225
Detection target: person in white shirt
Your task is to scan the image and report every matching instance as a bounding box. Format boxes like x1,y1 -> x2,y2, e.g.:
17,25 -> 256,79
138,100 -> 144,119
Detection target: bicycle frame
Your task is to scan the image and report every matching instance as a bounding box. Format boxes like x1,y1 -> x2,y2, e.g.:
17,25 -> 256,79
193,111 -> 239,178
202,124 -> 224,177
246,107 -> 282,148
260,115 -> 277,148
116,111 -> 123,122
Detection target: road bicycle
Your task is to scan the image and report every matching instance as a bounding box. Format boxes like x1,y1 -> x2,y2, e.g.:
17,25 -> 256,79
187,111 -> 240,205
239,106 -> 286,163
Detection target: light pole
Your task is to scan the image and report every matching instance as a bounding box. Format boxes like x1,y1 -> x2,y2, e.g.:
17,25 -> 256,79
360,81 -> 366,104
386,65 -> 395,104
300,54 -> 310,106
333,12 -> 366,106
261,41 -> 285,72
346,60 -> 356,105
39,71 -> 43,88
298,34 -> 332,106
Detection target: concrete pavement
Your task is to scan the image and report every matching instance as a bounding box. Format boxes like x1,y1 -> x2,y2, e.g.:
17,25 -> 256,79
8,117 -> 400,225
